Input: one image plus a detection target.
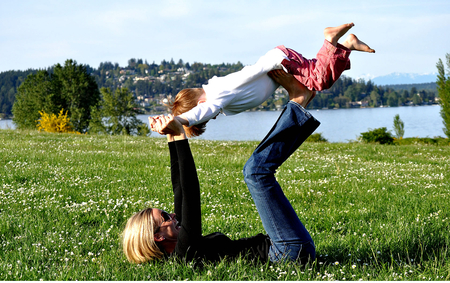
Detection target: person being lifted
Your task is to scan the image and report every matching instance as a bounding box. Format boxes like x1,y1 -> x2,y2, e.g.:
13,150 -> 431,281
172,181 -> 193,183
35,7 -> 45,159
155,22 -> 374,137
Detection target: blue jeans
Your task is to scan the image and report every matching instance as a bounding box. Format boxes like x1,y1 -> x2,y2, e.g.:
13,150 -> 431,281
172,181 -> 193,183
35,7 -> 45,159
243,101 -> 320,262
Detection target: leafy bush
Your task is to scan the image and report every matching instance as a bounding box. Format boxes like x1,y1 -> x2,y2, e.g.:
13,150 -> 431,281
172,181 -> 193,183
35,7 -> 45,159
306,132 -> 328,143
393,136 -> 450,146
360,127 -> 394,144
36,109 -> 79,134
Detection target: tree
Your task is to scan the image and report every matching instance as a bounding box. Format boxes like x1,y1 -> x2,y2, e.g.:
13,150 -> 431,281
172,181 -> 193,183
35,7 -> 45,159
344,84 -> 358,101
393,114 -> 405,139
12,70 -> 53,129
387,91 -> 399,107
436,53 -> 450,138
412,92 -> 422,105
89,87 -> 149,136
12,60 -> 100,133
410,87 -> 417,97
128,58 -> 137,69
0,70 -> 36,118
333,95 -> 350,108
51,60 -> 101,132
137,64 -> 148,75
369,90 -> 380,107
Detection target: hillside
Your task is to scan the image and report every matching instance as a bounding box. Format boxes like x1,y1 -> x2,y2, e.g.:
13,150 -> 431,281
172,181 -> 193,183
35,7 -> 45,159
0,61 -> 439,118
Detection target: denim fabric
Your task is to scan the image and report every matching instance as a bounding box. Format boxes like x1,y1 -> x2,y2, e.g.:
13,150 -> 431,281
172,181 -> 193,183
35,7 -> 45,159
243,101 -> 320,262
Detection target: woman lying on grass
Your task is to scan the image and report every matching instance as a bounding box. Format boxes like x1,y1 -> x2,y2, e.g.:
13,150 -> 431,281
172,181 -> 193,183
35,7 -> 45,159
122,70 -> 320,264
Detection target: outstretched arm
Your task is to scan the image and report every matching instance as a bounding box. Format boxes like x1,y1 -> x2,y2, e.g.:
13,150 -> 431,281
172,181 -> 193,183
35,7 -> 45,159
176,101 -> 223,127
152,115 -> 186,222
153,115 -> 203,254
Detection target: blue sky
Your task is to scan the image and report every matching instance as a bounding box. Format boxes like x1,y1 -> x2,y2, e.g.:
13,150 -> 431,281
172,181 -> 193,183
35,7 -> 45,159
1,0 -> 449,80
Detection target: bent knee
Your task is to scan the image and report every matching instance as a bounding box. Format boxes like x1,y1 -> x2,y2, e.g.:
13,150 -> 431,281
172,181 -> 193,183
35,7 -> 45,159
243,157 -> 275,184
243,158 -> 255,181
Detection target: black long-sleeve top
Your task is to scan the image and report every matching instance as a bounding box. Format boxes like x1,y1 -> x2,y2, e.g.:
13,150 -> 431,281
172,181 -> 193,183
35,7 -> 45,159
168,139 -> 271,262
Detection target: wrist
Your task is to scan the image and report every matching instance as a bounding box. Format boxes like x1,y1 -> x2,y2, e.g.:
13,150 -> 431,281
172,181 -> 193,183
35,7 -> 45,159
175,116 -> 189,126
167,133 -> 187,142
173,132 -> 187,141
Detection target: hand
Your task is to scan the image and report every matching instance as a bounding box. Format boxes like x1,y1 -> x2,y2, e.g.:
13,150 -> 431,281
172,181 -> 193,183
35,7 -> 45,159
159,114 -> 185,136
148,116 -> 159,132
149,115 -> 170,133
149,115 -> 175,134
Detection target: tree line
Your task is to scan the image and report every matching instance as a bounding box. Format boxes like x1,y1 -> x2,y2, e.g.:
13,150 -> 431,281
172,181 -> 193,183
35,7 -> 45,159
3,53 -> 450,138
0,69 -> 38,118
0,58 -> 439,120
90,58 -> 245,105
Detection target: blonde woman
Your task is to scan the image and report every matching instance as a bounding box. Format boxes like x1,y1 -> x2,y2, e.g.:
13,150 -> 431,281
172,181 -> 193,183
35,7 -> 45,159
123,72 -> 320,263
122,115 -> 270,263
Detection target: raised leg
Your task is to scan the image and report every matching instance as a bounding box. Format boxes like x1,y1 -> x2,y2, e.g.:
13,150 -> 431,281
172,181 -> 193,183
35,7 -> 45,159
268,69 -> 316,107
243,101 -> 320,262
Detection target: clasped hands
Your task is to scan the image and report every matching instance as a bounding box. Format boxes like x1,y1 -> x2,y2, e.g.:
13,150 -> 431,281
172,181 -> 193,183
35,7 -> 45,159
149,114 -> 185,137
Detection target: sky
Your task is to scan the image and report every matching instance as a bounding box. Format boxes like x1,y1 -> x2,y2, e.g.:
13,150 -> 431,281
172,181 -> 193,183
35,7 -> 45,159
1,0 -> 449,80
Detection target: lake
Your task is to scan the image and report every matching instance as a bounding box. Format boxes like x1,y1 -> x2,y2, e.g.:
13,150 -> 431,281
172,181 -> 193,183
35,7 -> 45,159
1,105 -> 445,143
144,105 -> 445,142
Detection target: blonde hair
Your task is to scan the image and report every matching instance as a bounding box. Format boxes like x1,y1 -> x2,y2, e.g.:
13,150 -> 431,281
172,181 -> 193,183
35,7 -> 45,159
169,88 -> 208,137
122,208 -> 163,263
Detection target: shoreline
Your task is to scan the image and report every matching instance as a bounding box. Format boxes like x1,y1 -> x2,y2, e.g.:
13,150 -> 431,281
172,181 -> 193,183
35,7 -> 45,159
1,103 -> 441,120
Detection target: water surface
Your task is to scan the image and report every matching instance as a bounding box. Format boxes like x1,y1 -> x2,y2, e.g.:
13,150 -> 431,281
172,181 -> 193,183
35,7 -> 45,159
1,105 -> 445,143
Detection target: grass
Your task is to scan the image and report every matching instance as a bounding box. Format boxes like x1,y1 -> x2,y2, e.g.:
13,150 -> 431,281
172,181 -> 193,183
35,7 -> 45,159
1,129 -> 449,280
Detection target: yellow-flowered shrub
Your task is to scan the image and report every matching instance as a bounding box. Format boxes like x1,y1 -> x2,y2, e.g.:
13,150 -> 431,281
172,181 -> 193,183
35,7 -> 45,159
36,109 -> 80,134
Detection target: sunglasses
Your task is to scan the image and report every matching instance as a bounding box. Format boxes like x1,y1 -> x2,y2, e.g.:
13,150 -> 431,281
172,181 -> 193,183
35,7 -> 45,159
155,210 -> 172,233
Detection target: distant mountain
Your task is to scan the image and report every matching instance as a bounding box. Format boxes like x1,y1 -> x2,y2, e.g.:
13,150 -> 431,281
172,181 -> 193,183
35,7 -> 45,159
370,72 -> 437,85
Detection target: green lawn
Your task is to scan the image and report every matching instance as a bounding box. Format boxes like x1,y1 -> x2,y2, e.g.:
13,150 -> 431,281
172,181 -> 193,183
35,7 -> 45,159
1,129 -> 449,280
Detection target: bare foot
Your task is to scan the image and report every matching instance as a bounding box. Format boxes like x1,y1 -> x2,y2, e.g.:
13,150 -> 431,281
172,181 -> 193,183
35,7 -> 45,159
268,69 -> 315,108
342,34 -> 375,53
324,23 -> 354,46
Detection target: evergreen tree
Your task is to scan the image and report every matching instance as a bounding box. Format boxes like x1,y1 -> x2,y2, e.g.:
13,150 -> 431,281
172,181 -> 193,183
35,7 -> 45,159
393,114 -> 405,139
52,60 -> 101,132
387,91 -> 399,107
370,90 -> 380,107
89,87 -> 149,136
344,84 -> 358,101
436,53 -> 450,138
412,92 -> 422,105
0,69 -> 36,117
12,70 -> 53,129
128,58 -> 137,69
